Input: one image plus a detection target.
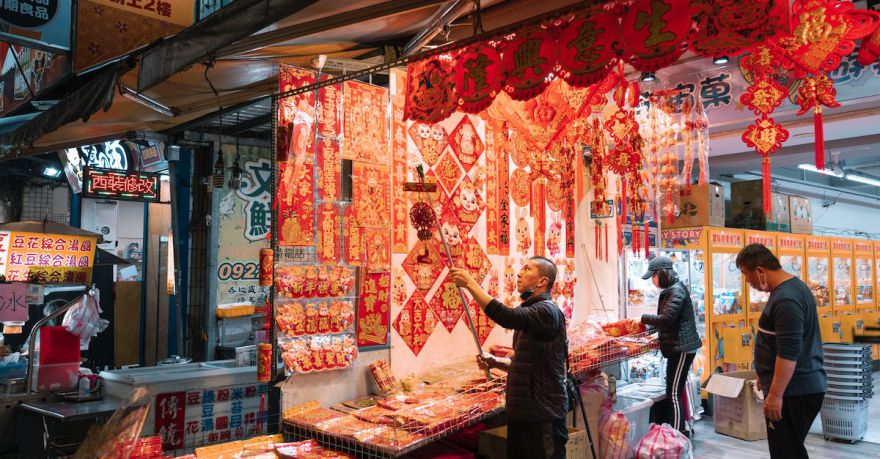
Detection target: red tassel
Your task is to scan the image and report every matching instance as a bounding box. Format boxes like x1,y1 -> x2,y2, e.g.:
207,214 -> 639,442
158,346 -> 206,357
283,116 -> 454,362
814,107 -> 825,170
633,224 -> 641,255
595,223 -> 600,260
604,224 -> 608,262
616,208 -> 624,256
644,221 -> 650,258
762,156 -> 772,217
621,178 -> 628,226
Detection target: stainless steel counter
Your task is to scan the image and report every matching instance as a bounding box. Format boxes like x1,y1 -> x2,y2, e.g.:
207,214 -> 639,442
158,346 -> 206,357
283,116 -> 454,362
18,397 -> 123,423
99,360 -> 257,399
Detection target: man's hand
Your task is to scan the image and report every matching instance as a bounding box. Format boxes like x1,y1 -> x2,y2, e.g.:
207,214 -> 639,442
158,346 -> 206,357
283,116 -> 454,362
451,268 -> 478,290
476,353 -> 510,371
764,392 -> 783,421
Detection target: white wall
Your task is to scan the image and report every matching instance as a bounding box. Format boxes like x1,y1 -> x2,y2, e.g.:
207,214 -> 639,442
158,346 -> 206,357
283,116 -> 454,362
809,198 -> 880,239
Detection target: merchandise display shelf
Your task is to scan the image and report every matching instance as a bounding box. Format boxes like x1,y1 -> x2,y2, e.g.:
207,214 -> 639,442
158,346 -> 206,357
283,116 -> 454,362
569,330 -> 659,380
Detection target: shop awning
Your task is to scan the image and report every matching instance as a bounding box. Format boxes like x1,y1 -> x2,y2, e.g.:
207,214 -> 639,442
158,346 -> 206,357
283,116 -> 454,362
2,0 -> 582,158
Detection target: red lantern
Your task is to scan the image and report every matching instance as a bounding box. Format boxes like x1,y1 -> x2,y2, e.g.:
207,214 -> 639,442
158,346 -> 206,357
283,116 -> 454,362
455,42 -> 502,113
404,57 -> 458,123
619,0 -> 691,71
558,13 -> 618,87
501,26 -> 557,101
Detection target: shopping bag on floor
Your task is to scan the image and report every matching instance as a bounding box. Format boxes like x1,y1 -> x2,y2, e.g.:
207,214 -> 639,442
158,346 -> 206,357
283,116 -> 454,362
598,408 -> 633,459
634,423 -> 692,459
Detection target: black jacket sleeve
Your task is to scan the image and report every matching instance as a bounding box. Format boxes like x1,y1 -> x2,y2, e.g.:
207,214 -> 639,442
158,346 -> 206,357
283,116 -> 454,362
484,298 -> 560,337
641,283 -> 686,329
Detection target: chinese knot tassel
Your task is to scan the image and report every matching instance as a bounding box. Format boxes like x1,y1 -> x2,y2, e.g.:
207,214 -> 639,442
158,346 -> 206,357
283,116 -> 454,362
633,224 -> 641,256
616,208 -> 624,256
762,156 -> 773,217
814,107 -> 825,170
644,221 -> 650,258
621,178 -> 628,226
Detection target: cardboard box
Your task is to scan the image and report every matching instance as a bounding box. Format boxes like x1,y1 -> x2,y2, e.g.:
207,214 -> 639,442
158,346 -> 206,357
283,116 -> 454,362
729,181 -> 791,231
479,426 -> 587,459
789,195 -> 813,234
705,370 -> 767,441
667,183 -> 725,228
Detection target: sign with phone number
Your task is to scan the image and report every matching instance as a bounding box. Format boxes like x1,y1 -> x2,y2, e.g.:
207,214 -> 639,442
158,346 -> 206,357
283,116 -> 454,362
216,261 -> 258,281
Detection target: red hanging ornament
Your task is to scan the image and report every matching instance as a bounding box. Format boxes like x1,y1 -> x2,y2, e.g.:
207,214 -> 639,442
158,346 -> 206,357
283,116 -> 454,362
740,77 -> 790,116
857,25 -> 880,65
619,0 -> 691,71
558,13 -> 618,87
455,43 -> 503,113
775,0 -> 880,78
689,0 -> 788,57
409,201 -> 436,241
794,73 -> 840,169
742,115 -> 790,216
404,57 -> 458,123
501,26 -> 557,101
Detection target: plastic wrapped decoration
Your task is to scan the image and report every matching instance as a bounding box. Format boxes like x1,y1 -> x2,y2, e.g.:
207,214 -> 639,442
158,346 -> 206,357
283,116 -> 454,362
62,286 -> 109,350
599,408 -> 634,459
634,423 -> 693,459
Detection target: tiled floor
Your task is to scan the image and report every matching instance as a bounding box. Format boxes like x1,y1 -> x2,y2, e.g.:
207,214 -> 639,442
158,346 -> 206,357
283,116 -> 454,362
691,372 -> 880,458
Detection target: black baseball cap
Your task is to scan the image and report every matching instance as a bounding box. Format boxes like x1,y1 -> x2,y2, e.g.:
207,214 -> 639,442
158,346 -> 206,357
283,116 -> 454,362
641,256 -> 673,280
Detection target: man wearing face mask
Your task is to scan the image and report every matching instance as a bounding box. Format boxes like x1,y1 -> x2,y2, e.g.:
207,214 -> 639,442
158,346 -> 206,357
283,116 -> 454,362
736,243 -> 825,459
639,256 -> 701,437
451,257 -> 568,459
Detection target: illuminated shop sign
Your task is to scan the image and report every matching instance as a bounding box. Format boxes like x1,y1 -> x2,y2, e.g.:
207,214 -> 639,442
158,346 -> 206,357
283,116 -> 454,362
83,167 -> 160,202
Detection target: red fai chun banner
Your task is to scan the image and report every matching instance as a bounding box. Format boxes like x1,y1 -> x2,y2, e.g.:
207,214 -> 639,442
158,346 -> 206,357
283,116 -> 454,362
357,272 -> 390,347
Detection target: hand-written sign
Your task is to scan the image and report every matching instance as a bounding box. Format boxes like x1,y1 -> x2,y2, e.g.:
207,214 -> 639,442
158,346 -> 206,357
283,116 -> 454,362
0,282 -> 27,322
83,167 -> 160,202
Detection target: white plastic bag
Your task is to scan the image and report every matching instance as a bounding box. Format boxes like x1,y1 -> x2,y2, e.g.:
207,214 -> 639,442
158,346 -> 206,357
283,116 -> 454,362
634,423 -> 693,459
62,286 -> 108,350
599,407 -> 633,459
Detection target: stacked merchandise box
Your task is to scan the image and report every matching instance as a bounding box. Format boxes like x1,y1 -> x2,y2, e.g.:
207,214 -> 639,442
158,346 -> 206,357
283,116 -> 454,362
728,180 -> 790,232
789,195 -> 813,235
667,183 -> 725,228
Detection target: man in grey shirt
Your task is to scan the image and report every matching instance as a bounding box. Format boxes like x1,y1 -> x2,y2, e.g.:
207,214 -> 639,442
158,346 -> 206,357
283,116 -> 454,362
736,243 -> 826,459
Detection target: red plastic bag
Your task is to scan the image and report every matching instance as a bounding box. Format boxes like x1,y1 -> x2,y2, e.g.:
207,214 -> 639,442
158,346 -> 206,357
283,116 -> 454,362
634,423 -> 692,459
599,408 -> 633,459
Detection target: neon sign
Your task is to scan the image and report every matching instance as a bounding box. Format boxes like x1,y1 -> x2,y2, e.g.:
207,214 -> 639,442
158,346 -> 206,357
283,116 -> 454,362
83,167 -> 160,202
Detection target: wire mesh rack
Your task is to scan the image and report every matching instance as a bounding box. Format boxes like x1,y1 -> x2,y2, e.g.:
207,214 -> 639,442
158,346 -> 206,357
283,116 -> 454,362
282,378 -> 506,458
569,329 -> 659,380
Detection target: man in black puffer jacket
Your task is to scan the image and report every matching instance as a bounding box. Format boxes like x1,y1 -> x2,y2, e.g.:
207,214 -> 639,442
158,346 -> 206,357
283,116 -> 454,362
640,256 -> 701,436
452,256 -> 568,459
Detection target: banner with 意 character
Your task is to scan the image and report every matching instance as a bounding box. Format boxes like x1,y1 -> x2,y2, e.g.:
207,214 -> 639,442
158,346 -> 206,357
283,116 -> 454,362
357,272 -> 391,348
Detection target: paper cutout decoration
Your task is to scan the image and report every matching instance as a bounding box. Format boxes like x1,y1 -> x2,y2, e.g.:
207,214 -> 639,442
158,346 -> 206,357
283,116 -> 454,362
408,123 -> 448,167
429,273 -> 466,333
278,160 -> 315,247
352,162 -> 391,228
402,239 -> 447,291
357,272 -> 391,347
433,150 -> 465,198
454,238 -> 492,284
316,203 -> 342,265
404,58 -> 458,123
364,228 -> 391,273
344,81 -> 389,163
689,0 -> 788,57
394,290 -> 437,356
448,115 -> 485,172
509,168 -> 531,208
450,176 -> 485,237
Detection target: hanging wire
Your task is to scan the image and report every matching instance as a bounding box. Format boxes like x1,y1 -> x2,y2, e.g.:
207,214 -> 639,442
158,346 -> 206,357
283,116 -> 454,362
472,0 -> 484,37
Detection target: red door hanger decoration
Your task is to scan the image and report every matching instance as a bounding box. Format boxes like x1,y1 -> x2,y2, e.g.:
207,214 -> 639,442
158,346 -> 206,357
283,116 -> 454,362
316,203 -> 341,265
455,42 -> 502,114
402,239 -> 446,292
689,0 -> 788,57
500,26 -> 557,101
404,57 -> 458,123
619,0 -> 691,72
795,73 -> 840,170
430,273 -> 466,333
742,115 -> 790,215
558,12 -> 618,87
277,160 -> 315,247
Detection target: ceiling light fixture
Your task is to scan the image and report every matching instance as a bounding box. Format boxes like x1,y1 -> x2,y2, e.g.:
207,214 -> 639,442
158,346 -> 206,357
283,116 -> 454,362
845,173 -> 880,187
798,163 -> 843,178
713,56 -> 730,65
119,84 -> 179,117
640,72 -> 656,82
42,167 -> 62,178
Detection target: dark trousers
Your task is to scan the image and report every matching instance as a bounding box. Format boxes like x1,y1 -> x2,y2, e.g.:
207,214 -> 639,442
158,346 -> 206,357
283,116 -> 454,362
664,352 -> 696,432
766,392 -> 824,459
507,419 -> 568,459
